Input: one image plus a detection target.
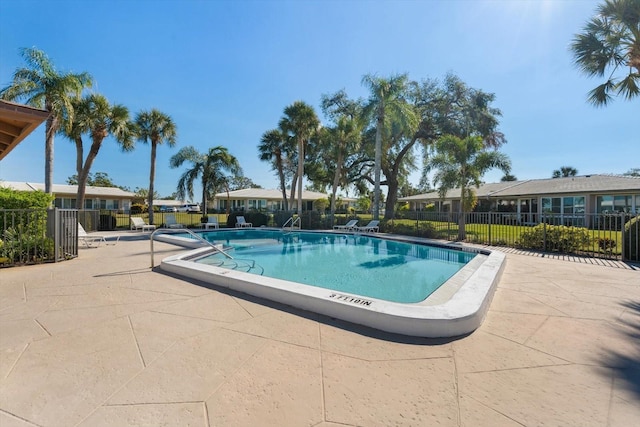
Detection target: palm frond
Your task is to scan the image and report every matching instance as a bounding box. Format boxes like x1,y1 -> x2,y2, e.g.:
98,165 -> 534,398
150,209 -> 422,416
587,80 -> 616,105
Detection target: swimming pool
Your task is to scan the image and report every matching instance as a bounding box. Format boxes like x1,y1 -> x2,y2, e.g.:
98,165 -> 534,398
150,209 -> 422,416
157,229 -> 505,337
193,230 -> 475,303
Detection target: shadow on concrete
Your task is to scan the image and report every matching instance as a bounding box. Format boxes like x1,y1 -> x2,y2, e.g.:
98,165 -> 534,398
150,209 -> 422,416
154,267 -> 469,346
600,300 -> 640,400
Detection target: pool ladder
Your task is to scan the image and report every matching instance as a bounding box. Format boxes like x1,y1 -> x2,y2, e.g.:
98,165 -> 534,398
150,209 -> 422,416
282,216 -> 301,232
149,228 -> 263,275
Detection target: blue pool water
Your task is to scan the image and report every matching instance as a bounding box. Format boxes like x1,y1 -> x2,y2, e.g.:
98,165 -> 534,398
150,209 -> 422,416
192,230 -> 476,304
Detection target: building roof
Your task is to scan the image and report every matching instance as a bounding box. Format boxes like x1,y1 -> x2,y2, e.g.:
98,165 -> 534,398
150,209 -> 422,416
1,181 -> 136,198
399,174 -> 640,202
214,188 -> 329,200
0,100 -> 50,161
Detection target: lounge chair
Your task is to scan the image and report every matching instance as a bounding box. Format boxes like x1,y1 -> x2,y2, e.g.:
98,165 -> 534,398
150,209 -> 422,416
78,223 -> 119,248
201,216 -> 219,229
355,220 -> 380,233
130,216 -> 156,232
165,214 -> 184,229
235,216 -> 252,228
333,219 -> 358,231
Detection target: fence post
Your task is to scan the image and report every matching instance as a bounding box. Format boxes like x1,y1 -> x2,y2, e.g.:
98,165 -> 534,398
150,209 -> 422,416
488,212 -> 492,245
543,216 -> 547,253
620,213 -> 626,261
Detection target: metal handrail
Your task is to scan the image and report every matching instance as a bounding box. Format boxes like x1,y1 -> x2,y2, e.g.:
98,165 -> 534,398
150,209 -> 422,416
282,216 -> 301,231
150,227 -> 233,268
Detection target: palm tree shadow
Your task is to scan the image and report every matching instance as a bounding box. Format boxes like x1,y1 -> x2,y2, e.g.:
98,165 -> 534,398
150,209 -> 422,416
599,300 -> 640,399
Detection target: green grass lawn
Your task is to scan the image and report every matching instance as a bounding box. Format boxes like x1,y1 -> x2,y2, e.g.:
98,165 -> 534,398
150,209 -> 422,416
387,218 -> 624,256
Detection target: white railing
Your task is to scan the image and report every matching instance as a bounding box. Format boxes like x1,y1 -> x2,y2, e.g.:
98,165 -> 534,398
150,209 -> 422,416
282,216 -> 301,231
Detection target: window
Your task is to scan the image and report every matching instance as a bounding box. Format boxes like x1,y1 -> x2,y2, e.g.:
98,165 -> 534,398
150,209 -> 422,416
613,195 -> 632,213
54,198 -> 76,209
497,199 -> 517,212
597,195 -> 635,213
542,197 -> 561,214
542,196 -> 585,225
596,195 -> 613,213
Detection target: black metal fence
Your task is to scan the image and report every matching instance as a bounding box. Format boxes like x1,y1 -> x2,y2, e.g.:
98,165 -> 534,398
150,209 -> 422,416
1,208 -> 78,267
3,207 -> 637,267
386,211 -> 639,262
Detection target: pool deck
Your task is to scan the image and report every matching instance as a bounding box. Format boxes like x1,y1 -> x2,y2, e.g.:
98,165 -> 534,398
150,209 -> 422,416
0,232 -> 639,426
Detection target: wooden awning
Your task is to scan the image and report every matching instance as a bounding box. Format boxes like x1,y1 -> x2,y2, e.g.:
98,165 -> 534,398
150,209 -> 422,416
0,100 -> 49,161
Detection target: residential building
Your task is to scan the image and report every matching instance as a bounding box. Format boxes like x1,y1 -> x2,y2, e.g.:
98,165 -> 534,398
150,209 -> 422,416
213,188 -> 356,212
1,181 -> 136,212
399,174 -> 640,226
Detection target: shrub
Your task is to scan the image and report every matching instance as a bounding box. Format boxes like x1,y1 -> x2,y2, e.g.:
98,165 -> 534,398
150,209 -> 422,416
130,204 -> 147,214
383,221 -> 436,238
0,227 -> 55,265
518,224 -> 591,253
624,215 -> 639,261
0,187 -> 53,209
596,237 -> 617,252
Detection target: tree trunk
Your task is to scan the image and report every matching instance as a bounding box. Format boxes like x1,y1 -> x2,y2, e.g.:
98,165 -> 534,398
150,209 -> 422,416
276,158 -> 288,211
75,138 -> 83,180
373,110 -> 384,220
148,142 -> 157,224
289,171 -> 298,212
76,136 -> 102,210
44,115 -> 56,200
202,184 -> 207,216
297,138 -> 304,214
458,187 -> 466,240
330,151 -> 343,216
384,176 -> 399,220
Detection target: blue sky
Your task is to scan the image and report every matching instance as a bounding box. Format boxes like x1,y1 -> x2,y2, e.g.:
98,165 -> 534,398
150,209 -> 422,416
1,0 -> 637,199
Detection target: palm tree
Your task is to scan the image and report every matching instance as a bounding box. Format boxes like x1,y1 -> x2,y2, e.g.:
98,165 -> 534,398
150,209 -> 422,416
258,129 -> 289,210
571,0 -> 640,106
135,109 -> 177,224
170,146 -> 241,216
320,90 -> 364,217
362,73 -> 417,220
61,94 -> 134,209
430,135 -> 511,240
322,117 -> 362,216
552,166 -> 578,178
278,101 -> 319,215
501,173 -> 518,182
0,47 -> 92,196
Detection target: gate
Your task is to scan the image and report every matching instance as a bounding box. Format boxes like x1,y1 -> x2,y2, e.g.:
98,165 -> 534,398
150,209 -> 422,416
49,208 -> 79,261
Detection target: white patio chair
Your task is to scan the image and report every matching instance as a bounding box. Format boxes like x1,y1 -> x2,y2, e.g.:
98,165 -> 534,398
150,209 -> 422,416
355,220 -> 380,233
130,216 -> 156,232
201,216 -> 219,229
165,214 -> 185,229
333,219 -> 358,231
235,216 -> 252,228
78,223 -> 119,248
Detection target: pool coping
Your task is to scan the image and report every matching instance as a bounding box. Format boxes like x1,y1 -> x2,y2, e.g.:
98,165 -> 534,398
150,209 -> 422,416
157,229 -> 506,338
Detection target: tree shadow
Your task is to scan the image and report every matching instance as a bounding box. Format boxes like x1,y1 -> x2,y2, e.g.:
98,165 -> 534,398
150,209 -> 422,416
599,300 -> 640,399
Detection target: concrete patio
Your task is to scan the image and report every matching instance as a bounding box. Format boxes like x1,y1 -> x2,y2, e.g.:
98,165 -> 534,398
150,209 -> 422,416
0,234 -> 639,426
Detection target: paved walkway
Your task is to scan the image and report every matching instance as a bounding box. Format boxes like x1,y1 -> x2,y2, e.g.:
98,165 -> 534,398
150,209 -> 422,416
0,235 -> 639,426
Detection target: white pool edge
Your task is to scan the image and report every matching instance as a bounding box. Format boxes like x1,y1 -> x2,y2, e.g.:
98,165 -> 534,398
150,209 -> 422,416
157,231 -> 505,338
